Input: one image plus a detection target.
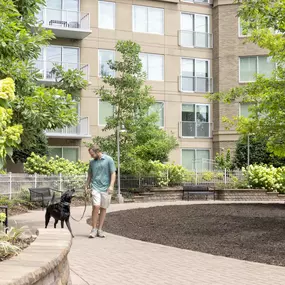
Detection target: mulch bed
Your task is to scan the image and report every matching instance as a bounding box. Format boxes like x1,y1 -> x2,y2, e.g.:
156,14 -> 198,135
103,204 -> 285,267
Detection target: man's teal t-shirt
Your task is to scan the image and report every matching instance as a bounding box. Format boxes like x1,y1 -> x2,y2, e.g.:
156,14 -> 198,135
88,154 -> 116,192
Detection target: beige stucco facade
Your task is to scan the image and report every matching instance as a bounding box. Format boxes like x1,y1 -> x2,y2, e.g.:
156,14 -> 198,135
44,0 -> 267,169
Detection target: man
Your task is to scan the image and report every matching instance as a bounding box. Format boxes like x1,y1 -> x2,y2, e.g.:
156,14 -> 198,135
85,145 -> 116,238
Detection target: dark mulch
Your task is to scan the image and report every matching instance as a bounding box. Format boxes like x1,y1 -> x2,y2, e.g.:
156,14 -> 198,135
103,204 -> 285,266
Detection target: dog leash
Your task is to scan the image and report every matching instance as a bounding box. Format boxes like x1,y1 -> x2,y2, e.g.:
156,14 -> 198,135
70,191 -> 89,222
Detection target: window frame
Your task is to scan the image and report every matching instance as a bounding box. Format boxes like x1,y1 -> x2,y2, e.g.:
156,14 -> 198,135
132,5 -> 164,35
180,103 -> 211,138
98,1 -> 116,30
98,49 -> 115,77
98,99 -> 114,126
181,148 -> 211,171
180,57 -> 211,93
148,101 -> 165,128
140,53 -> 164,81
48,146 -> 80,161
239,55 -> 276,83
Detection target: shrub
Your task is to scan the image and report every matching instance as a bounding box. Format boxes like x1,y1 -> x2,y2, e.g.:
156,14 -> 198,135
24,152 -> 88,175
149,161 -> 194,187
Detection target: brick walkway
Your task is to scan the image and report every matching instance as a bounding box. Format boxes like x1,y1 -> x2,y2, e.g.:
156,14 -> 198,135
12,201 -> 285,285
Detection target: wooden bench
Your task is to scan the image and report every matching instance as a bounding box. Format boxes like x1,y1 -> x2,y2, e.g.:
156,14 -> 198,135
182,185 -> 215,201
28,188 -> 62,209
0,205 -> 8,232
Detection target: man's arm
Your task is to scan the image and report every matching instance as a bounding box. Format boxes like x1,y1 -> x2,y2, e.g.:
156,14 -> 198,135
108,158 -> 117,194
85,162 -> 92,193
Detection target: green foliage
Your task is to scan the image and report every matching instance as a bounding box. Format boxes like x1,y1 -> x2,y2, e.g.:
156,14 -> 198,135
0,213 -> 6,223
91,40 -> 178,174
0,78 -> 23,169
24,152 -> 88,175
215,149 -> 233,171
50,64 -> 89,101
243,164 -> 285,192
149,160 -> 194,187
0,0 -> 87,165
233,136 -> 285,169
208,0 -> 285,157
202,171 -> 214,181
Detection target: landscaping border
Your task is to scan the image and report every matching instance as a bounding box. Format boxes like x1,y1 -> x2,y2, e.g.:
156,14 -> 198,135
0,228 -> 72,285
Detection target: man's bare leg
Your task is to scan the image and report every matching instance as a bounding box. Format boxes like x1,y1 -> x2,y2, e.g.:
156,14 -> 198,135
92,205 -> 100,229
98,207 -> 106,230
97,208 -> 107,237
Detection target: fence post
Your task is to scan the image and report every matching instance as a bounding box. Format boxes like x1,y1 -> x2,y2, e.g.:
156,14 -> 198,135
59,173 -> 62,191
34,173 -> 37,188
195,169 -> 198,185
9,172 -> 12,200
224,168 -> 227,184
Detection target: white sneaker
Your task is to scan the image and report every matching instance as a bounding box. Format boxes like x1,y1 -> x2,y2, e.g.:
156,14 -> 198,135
97,230 -> 106,238
89,229 -> 97,238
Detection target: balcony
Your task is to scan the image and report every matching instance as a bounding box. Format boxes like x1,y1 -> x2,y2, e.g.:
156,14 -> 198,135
45,117 -> 90,139
179,30 -> 213,48
183,0 -> 213,4
179,76 -> 213,93
36,8 -> 91,39
35,60 -> 89,83
179,122 -> 212,138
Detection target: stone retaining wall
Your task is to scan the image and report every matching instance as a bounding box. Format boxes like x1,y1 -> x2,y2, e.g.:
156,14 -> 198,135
0,229 -> 72,285
132,187 -> 285,202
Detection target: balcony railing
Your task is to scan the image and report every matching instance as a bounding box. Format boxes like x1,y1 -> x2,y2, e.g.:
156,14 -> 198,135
35,60 -> 89,82
45,117 -> 90,138
36,8 -> 91,39
179,76 -> 213,93
179,30 -> 213,48
183,0 -> 213,4
179,122 -> 212,138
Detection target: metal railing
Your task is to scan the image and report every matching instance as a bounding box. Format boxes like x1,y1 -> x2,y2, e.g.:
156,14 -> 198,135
179,122 -> 212,138
36,8 -> 90,30
0,170 -> 245,199
179,76 -> 213,93
45,117 -> 89,137
35,60 -> 89,81
179,30 -> 213,48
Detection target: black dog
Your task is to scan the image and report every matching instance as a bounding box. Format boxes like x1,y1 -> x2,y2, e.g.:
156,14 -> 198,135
45,189 -> 75,238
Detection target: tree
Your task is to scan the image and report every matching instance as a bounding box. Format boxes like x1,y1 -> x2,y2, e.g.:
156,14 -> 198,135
91,40 -> 178,174
0,0 -> 88,164
233,136 -> 285,169
208,0 -> 285,157
0,78 -> 23,168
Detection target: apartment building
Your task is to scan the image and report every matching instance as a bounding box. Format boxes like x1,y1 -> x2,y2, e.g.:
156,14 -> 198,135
36,0 -> 268,171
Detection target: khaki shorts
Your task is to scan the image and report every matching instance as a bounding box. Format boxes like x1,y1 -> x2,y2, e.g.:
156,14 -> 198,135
91,190 -> 111,209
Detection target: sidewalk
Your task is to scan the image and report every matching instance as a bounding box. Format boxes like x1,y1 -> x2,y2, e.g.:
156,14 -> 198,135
12,201 -> 285,285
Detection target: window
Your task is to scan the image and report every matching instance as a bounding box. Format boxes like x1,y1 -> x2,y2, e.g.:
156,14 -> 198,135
149,102 -> 164,127
239,56 -> 275,82
49,147 -> 79,162
98,49 -> 115,77
139,53 -> 164,81
182,149 -> 210,171
182,0 -> 212,3
37,46 -> 79,79
180,58 -> 210,92
238,18 -> 249,37
99,100 -> 114,125
240,103 -> 254,118
181,104 -> 210,137
98,1 -> 115,30
180,13 -> 210,48
133,5 -> 164,35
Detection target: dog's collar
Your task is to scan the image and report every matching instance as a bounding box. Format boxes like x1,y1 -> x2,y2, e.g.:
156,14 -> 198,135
61,201 -> 71,206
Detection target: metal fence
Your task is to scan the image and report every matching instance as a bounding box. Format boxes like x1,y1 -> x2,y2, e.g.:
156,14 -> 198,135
0,170 -> 245,199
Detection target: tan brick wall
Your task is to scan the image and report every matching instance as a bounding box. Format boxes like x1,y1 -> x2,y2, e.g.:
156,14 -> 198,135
212,2 -> 267,152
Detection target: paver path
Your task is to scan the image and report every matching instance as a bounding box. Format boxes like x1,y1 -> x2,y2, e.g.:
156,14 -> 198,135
11,201 -> 285,285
